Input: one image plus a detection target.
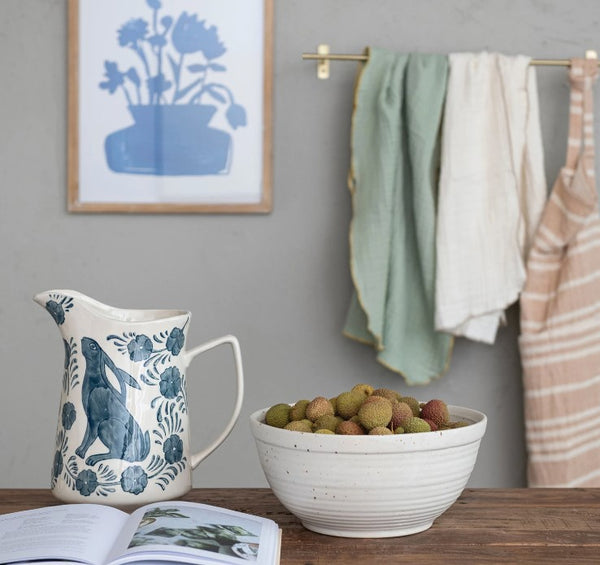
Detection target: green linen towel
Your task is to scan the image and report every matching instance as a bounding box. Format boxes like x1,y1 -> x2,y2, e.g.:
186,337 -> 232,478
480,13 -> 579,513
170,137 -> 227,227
344,48 -> 453,385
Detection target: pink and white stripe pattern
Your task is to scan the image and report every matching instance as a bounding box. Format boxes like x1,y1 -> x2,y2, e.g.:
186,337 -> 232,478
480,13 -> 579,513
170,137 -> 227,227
520,58 -> 600,487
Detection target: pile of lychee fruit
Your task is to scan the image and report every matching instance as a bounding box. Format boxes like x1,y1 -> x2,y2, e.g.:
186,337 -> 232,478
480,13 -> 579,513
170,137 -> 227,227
264,384 -> 469,435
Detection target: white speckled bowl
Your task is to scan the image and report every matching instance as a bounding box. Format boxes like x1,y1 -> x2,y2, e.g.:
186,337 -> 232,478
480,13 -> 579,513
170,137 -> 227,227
250,405 -> 486,538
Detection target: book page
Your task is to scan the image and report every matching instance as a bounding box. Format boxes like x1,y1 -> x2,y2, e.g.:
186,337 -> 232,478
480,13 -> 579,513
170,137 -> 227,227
108,501 -> 279,565
0,504 -> 129,565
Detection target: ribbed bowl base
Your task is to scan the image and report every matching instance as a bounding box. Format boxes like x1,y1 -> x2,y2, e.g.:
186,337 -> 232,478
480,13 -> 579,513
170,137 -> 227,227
301,520 -> 434,538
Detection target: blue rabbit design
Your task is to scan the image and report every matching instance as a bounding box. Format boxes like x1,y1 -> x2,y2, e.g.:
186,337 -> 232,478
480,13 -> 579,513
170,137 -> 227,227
76,337 -> 150,466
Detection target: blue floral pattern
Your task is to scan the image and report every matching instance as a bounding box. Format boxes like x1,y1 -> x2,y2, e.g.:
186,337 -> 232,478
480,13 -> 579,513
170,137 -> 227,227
121,465 -> 149,495
166,327 -> 185,356
127,334 -> 154,361
76,469 -> 98,496
163,434 -> 183,464
171,13 -> 226,58
159,367 -> 181,399
45,294 -> 74,326
61,402 -> 76,430
53,451 -> 63,479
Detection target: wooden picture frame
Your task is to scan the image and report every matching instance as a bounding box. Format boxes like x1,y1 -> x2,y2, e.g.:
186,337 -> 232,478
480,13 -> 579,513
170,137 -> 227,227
68,0 -> 273,213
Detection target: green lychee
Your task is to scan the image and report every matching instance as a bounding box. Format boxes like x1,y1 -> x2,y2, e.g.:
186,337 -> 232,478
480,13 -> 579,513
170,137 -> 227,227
284,419 -> 313,433
289,399 -> 310,421
335,390 -> 365,419
357,396 -> 393,430
314,428 -> 335,434
404,417 -> 431,433
265,403 -> 291,428
313,414 -> 342,433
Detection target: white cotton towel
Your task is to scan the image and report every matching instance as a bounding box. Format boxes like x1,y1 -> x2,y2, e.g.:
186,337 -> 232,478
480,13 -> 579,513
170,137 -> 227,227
435,52 -> 547,344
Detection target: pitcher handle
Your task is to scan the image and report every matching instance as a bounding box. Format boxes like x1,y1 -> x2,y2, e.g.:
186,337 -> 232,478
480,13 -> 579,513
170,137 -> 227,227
184,334 -> 244,470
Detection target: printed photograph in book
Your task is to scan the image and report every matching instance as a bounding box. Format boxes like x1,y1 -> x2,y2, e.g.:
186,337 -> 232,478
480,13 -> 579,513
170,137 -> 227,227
68,0 -> 273,213
128,506 -> 261,559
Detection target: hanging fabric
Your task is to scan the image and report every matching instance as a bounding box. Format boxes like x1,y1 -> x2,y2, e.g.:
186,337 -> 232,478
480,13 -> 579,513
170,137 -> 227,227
435,52 -> 547,344
343,48 -> 453,385
520,58 -> 600,487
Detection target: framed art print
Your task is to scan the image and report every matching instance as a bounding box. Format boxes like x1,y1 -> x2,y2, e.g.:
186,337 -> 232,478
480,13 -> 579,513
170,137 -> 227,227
68,0 -> 273,213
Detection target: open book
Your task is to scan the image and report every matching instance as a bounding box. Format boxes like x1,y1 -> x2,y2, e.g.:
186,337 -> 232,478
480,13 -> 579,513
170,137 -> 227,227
0,500 -> 280,565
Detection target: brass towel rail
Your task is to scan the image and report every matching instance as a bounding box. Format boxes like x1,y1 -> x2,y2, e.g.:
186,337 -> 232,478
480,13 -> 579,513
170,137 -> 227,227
303,44 -> 600,79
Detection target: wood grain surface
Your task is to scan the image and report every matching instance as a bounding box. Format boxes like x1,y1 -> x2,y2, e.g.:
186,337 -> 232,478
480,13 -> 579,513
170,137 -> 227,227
1,488 -> 599,564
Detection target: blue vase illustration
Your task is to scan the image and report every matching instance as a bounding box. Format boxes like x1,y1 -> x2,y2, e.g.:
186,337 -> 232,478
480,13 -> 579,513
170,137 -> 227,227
105,104 -> 232,175
99,0 -> 247,177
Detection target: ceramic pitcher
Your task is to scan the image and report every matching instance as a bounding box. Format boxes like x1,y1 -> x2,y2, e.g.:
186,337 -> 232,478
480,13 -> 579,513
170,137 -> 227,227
34,290 -> 244,506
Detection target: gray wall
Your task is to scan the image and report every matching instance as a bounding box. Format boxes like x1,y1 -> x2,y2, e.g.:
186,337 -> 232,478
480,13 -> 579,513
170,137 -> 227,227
0,0 -> 596,489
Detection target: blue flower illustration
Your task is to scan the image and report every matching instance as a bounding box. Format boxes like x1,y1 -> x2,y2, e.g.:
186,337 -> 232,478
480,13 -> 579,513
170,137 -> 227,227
46,300 -> 65,325
118,18 -> 149,48
100,2 -> 246,176
163,434 -> 183,464
159,367 -> 181,399
171,13 -> 226,59
99,61 -> 125,94
127,334 -> 153,361
61,402 -> 76,430
166,327 -> 185,356
121,465 -> 148,495
226,103 -> 247,130
76,469 -> 98,496
52,451 -> 63,479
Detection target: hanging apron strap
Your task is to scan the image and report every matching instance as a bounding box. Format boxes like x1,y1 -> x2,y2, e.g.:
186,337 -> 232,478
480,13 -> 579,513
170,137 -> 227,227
564,58 -> 598,180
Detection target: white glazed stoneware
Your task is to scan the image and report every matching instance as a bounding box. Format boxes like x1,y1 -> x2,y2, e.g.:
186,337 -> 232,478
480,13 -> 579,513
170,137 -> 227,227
34,290 -> 244,507
250,405 -> 486,538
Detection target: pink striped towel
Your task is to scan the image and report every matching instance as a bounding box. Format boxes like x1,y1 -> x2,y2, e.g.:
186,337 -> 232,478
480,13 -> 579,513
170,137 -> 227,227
519,58 -> 600,487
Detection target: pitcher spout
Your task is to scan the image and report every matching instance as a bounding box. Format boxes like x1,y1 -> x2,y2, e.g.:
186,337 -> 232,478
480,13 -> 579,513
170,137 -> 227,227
33,290 -> 81,327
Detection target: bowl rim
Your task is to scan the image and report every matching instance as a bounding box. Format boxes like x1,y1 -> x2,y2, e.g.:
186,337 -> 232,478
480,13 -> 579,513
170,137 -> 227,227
249,404 -> 487,453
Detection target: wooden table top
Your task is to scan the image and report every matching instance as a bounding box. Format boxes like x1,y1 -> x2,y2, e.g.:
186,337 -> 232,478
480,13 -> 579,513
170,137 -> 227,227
0,488 -> 599,564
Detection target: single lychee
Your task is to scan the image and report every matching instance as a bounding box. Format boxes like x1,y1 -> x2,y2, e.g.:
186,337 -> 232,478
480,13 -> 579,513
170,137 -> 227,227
390,401 -> 413,430
284,419 -> 313,433
358,396 -> 393,430
265,403 -> 291,428
305,396 -> 334,422
336,420 -> 365,435
420,399 -> 449,427
371,388 -> 400,403
336,390 -> 365,419
404,417 -> 431,433
289,399 -> 310,421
